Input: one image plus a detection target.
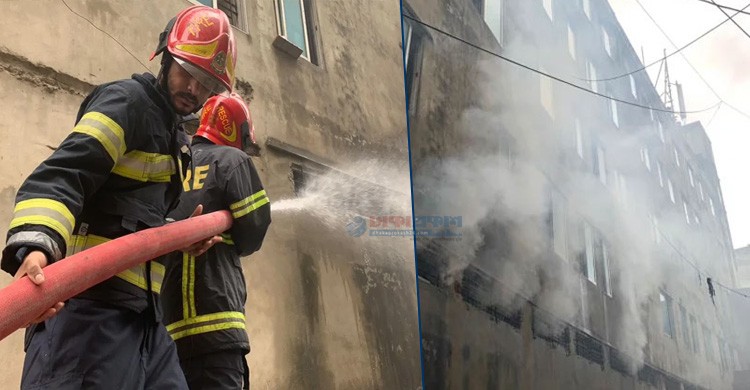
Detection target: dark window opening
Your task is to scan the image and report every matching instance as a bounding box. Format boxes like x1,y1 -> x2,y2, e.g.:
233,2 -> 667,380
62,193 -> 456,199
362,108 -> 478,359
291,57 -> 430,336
217,0 -> 239,27
533,308 -> 571,354
575,330 -> 604,366
609,347 -> 632,376
637,364 -> 660,387
471,0 -> 484,14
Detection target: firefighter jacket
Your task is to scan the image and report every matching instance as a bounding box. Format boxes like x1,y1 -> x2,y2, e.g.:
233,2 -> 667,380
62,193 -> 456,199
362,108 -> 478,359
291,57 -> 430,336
161,138 -> 271,359
1,73 -> 190,314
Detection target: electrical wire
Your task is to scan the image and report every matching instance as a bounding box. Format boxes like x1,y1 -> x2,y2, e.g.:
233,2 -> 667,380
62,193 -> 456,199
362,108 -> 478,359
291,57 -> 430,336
708,0 -> 750,40
583,2 -> 750,82
705,101 -> 723,128
60,0 -> 152,73
695,0 -> 750,16
633,0 -> 750,122
402,14 -> 722,116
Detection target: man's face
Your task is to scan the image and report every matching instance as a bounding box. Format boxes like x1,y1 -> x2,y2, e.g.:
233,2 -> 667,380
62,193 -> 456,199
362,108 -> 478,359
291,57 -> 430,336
166,61 -> 212,115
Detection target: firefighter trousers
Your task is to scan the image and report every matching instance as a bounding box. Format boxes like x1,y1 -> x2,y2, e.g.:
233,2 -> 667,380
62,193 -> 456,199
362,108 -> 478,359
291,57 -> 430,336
180,349 -> 249,389
20,298 -> 188,389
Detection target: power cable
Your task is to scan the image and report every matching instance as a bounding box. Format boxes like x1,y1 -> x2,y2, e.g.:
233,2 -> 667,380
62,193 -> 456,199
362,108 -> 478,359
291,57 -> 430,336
705,101 -> 723,128
402,14 -> 722,116
60,0 -> 151,73
708,0 -> 750,40
695,0 -> 750,16
633,0 -> 750,122
583,2 -> 750,82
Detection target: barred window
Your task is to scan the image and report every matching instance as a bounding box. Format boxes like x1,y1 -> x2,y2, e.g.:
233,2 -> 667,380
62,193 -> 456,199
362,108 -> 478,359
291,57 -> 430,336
192,0 -> 248,32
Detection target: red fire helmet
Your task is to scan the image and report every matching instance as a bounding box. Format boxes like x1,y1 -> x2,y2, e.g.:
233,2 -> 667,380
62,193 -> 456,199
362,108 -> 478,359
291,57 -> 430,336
150,5 -> 237,94
195,93 -> 256,152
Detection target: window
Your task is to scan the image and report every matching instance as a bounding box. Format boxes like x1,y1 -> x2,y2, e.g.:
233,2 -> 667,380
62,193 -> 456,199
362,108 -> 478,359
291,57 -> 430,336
568,25 -> 576,59
629,74 -> 637,99
709,197 -> 716,216
640,147 -> 651,171
540,70 -> 554,118
593,144 -> 606,185
602,241 -> 612,296
471,0 -> 483,13
668,178 -> 675,203
483,0 -> 505,45
651,215 -> 661,244
660,292 -> 674,338
602,27 -> 612,57
586,62 -> 598,93
657,121 -> 665,143
575,119 -> 584,159
610,99 -> 619,127
584,223 -> 596,284
619,174 -> 627,205
552,192 -> 568,261
680,305 -> 690,346
583,0 -> 591,19
690,315 -> 700,353
274,0 -> 318,62
543,0 -> 553,20
674,148 -> 681,167
580,279 -> 590,331
703,326 -> 713,362
649,214 -> 661,245
613,171 -> 628,206
657,161 -> 664,187
580,226 -> 611,294
194,0 -> 248,31
688,166 -> 695,187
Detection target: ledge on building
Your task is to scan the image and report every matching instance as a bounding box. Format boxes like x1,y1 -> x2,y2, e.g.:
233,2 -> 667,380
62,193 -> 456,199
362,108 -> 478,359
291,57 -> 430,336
272,35 -> 303,59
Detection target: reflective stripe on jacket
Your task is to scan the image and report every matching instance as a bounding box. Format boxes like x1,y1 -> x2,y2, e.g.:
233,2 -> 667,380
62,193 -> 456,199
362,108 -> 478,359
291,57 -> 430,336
1,73 -> 189,313
162,139 -> 271,359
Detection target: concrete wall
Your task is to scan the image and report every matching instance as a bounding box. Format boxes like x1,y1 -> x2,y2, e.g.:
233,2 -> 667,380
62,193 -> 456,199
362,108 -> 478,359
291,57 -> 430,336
0,0 -> 421,388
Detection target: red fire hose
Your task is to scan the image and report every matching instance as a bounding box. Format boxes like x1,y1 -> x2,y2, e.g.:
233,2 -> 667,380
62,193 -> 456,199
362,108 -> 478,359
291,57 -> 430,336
0,210 -> 232,342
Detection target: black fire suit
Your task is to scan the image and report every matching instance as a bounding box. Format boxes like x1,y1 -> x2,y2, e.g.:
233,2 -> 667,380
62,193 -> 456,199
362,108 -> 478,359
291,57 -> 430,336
161,137 -> 271,389
1,73 -> 191,389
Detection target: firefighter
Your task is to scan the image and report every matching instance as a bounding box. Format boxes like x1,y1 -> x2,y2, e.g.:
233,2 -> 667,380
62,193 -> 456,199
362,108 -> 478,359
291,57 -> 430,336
0,6 -> 237,389
161,93 -> 271,389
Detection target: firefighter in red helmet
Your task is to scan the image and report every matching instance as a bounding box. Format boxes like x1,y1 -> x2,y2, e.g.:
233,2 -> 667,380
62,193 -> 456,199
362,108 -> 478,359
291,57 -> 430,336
161,93 -> 271,389
1,6 -> 235,389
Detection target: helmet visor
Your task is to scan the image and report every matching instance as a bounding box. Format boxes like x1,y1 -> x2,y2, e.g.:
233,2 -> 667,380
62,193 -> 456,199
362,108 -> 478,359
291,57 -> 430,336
174,57 -> 228,95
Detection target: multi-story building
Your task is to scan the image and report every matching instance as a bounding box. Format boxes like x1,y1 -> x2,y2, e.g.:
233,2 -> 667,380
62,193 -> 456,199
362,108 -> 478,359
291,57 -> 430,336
0,1 -> 421,388
405,0 -> 741,388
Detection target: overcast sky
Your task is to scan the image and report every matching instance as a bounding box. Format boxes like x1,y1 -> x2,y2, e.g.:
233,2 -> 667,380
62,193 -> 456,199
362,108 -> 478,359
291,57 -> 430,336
608,0 -> 750,250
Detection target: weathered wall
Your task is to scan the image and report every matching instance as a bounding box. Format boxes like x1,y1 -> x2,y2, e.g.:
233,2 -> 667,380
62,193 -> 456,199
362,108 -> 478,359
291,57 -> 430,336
0,0 -> 420,388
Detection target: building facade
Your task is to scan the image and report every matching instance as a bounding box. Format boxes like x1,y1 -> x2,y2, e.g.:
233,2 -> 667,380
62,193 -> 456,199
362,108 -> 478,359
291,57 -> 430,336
0,1 -> 421,388
735,245 -> 750,289
406,0 -> 741,388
